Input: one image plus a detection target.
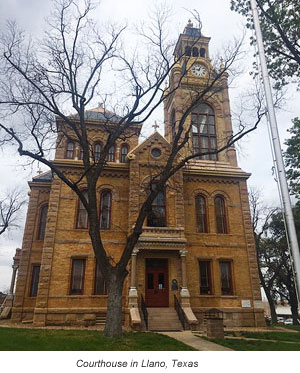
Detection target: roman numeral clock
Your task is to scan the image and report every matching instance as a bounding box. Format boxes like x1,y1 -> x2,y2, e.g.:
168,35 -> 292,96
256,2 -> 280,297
191,63 -> 207,77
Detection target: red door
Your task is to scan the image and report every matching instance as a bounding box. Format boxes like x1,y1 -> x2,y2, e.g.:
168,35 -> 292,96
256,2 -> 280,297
145,258 -> 169,307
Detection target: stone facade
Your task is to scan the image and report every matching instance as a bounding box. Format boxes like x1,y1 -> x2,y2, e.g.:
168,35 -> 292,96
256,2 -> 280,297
11,22 -> 265,329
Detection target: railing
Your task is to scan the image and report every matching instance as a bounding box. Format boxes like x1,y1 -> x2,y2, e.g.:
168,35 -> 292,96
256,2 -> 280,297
174,294 -> 186,330
141,294 -> 148,330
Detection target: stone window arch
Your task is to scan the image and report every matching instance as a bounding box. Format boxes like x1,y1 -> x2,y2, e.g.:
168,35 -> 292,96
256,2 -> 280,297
215,195 -> 227,233
192,47 -> 199,57
195,194 -> 208,233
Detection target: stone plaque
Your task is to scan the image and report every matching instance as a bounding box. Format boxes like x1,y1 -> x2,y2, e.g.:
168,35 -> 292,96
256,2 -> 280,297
241,300 -> 251,308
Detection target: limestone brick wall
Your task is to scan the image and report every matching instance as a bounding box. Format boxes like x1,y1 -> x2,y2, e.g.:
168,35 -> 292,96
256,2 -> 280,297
12,184 -> 50,322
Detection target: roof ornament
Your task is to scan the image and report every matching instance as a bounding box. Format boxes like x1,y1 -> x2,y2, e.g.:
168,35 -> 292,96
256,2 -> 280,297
220,57 -> 225,70
187,19 -> 193,28
152,121 -> 159,132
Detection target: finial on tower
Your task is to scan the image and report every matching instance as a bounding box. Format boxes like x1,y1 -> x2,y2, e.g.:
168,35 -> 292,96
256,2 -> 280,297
152,121 -> 159,132
187,19 -> 193,28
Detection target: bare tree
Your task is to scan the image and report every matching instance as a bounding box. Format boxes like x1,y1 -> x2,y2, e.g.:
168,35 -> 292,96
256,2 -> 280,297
0,189 -> 25,236
249,188 -> 279,323
0,0 -> 266,337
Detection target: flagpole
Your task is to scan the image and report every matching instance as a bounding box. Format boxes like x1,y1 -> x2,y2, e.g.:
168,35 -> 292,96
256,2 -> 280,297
250,0 -> 300,303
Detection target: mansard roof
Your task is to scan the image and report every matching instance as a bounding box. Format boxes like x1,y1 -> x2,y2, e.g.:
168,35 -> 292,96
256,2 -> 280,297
68,103 -> 122,123
32,170 -> 53,183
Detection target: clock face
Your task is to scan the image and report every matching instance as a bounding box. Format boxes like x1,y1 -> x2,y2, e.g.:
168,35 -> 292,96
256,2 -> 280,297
191,64 -> 206,77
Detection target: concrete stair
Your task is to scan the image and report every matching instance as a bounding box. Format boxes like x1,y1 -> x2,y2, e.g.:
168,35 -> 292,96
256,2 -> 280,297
147,307 -> 183,331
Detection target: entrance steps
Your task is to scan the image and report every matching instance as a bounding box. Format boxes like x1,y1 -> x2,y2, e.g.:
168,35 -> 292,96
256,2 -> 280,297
147,307 -> 183,331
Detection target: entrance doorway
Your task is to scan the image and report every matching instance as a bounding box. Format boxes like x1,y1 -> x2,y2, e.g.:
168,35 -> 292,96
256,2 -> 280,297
145,258 -> 169,307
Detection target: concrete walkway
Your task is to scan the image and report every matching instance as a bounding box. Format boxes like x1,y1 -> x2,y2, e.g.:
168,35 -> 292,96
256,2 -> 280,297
159,331 -> 233,351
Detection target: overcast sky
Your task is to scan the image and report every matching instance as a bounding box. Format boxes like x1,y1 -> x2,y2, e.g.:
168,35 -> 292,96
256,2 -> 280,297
0,0 -> 298,292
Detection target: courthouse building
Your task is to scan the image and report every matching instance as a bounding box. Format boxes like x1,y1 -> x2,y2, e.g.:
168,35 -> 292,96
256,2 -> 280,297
10,21 -> 265,330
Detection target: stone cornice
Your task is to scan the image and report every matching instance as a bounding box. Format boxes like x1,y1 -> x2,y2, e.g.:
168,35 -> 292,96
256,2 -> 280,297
183,162 -> 250,180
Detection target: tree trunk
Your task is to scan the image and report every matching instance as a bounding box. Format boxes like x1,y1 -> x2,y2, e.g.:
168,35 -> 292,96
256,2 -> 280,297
265,289 -> 277,324
103,269 -> 126,337
289,289 -> 299,325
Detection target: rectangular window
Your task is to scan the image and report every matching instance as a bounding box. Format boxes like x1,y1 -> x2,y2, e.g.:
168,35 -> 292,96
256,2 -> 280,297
70,259 -> 86,294
199,261 -> 212,295
30,264 -> 40,297
94,260 -> 106,295
219,261 -> 233,295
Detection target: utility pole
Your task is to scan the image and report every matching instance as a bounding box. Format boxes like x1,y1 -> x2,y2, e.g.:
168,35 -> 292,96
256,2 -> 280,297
250,0 -> 300,302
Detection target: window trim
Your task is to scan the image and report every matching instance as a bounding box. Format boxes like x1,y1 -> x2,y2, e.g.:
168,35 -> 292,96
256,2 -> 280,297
219,260 -> 233,296
75,192 -> 88,229
99,190 -> 112,230
191,103 -> 217,161
214,195 -> 228,234
29,263 -> 41,297
69,258 -> 86,295
37,204 -> 48,240
195,194 -> 208,233
120,144 -> 129,163
192,47 -> 199,57
107,145 -> 115,162
66,141 -> 75,159
94,142 -> 102,162
198,260 -> 213,295
147,184 -> 167,227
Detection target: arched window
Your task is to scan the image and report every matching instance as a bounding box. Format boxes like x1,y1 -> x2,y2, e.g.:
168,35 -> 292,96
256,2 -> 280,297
147,184 -> 166,227
195,195 -> 207,233
38,204 -> 48,240
191,103 -> 217,160
94,142 -> 102,161
107,145 -> 115,162
120,144 -> 128,163
192,47 -> 199,57
100,191 -> 111,229
215,196 -> 227,233
184,46 -> 191,56
200,48 -> 206,57
76,191 -> 88,229
66,141 -> 75,159
171,109 -> 176,140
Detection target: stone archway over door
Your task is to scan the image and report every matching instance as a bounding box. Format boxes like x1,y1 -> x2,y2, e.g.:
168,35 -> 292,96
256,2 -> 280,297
145,258 -> 169,307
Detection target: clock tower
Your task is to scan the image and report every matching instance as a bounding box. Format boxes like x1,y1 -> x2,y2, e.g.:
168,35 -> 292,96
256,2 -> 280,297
164,20 -> 238,167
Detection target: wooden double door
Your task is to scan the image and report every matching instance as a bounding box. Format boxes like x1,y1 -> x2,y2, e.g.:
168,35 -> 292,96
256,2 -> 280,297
145,258 -> 169,307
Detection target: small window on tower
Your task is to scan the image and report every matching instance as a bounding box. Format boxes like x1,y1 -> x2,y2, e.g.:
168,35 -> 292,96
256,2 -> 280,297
185,46 -> 191,56
200,48 -> 206,57
192,47 -> 199,57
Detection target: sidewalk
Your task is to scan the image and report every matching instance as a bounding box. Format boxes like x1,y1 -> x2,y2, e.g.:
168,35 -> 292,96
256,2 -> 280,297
159,331 -> 233,351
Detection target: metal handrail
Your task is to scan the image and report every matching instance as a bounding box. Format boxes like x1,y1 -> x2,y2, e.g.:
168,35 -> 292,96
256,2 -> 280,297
174,294 -> 186,330
141,294 -> 148,330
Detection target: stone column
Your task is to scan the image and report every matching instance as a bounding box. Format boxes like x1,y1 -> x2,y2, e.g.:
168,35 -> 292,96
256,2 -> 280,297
179,249 -> 190,306
9,265 -> 19,295
128,248 -> 139,308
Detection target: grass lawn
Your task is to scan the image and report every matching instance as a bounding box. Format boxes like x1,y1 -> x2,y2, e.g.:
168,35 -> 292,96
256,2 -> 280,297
0,327 -> 196,351
226,330 -> 300,343
205,330 -> 300,351
273,324 -> 300,332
